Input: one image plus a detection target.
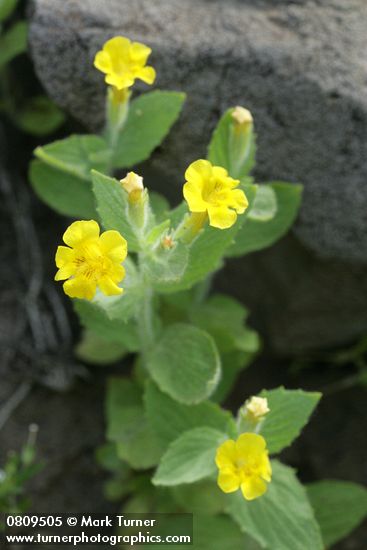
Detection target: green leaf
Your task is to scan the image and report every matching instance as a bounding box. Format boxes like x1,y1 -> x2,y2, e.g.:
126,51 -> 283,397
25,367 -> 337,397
193,515 -> 259,550
171,480 -> 226,515
31,136 -> 111,219
144,381 -> 235,448
208,107 -> 256,179
75,330 -> 127,365
146,323 -> 221,405
228,182 -> 302,257
152,427 -> 226,486
74,296 -> 139,352
259,387 -> 321,454
145,219 -> 170,247
106,378 -> 163,469
0,21 -> 27,68
307,480 -> 367,548
227,461 -> 323,550
189,294 -> 260,354
144,242 -> 189,290
35,135 -> 110,181
92,170 -> 142,251
0,0 -> 18,22
30,160 -> 97,219
95,443 -> 125,473
90,258 -> 141,323
247,184 -> 277,221
149,192 -> 170,222
15,96 -> 65,136
211,350 -> 254,403
113,91 -> 186,168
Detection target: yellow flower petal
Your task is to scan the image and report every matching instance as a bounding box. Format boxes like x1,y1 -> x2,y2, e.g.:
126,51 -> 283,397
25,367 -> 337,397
93,50 -> 112,74
138,65 -> 156,84
183,181 -> 207,212
103,36 -> 130,60
63,220 -> 100,248
235,433 -> 267,456
215,439 -> 237,469
260,454 -> 272,482
55,245 -> 74,268
240,477 -> 268,501
94,36 -> 155,91
55,264 -> 76,281
229,188 -> 249,213
63,277 -> 96,301
183,160 -> 248,230
98,277 -> 123,296
185,159 -> 212,187
55,220 -> 128,301
218,468 -> 241,494
215,432 -> 271,501
110,264 -> 126,282
207,206 -> 237,229
99,230 -> 127,263
130,41 -> 152,62
212,166 -> 230,181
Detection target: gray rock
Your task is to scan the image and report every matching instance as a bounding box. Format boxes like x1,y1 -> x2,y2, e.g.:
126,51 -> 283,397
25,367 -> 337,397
217,234 -> 367,355
28,0 -> 367,352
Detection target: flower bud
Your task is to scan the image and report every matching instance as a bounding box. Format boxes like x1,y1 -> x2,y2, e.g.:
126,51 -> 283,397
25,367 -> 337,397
120,172 -> 144,203
241,396 -> 270,424
231,106 -> 253,131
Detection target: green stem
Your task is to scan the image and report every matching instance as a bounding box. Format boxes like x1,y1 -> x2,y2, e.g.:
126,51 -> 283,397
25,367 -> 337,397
137,286 -> 155,366
104,87 -> 130,172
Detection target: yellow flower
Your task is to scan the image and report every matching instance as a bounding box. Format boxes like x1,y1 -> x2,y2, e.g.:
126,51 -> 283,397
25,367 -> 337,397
94,36 -> 156,91
183,159 -> 248,229
55,220 -> 127,301
215,433 -> 272,501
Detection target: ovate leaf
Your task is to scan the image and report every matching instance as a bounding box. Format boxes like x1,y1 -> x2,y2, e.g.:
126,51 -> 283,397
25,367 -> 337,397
113,91 -> 186,168
31,135 -> 110,218
0,0 -> 18,22
74,300 -> 138,352
247,184 -> 277,222
0,21 -> 27,68
149,192 -> 170,223
15,96 -> 65,136
146,323 -> 221,405
75,330 -> 127,365
92,170 -> 145,251
189,293 -> 259,354
144,242 -> 189,290
153,427 -> 226,486
211,350 -> 254,403
171,481 -> 226,516
227,461 -> 323,550
228,183 -> 302,257
259,387 -> 321,454
192,515 -> 256,550
144,381 -> 235,447
35,135 -> 110,181
307,480 -> 367,548
106,378 -> 163,469
30,160 -> 96,219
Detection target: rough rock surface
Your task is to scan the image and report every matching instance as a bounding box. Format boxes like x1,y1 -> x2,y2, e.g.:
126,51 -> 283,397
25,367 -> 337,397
28,0 -> 367,352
